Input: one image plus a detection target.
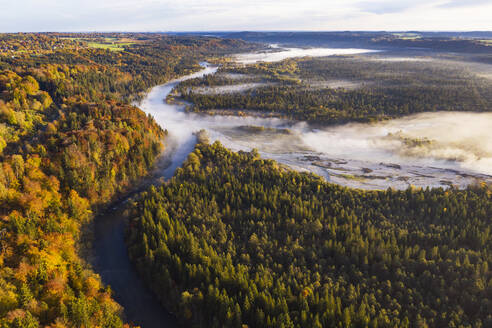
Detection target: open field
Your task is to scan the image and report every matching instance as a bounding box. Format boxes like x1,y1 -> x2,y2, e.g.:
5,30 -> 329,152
61,36 -> 137,51
86,41 -> 128,51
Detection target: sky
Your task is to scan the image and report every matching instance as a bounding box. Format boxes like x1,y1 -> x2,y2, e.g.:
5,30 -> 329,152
1,0 -> 491,32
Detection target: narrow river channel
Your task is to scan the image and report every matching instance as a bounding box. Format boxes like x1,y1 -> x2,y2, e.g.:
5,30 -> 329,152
90,67 -> 218,328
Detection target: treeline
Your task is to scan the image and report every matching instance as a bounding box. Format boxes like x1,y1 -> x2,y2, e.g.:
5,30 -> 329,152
0,33 -> 260,103
177,57 -> 492,124
0,33 -> 253,327
223,31 -> 492,54
127,141 -> 492,328
0,34 -> 80,55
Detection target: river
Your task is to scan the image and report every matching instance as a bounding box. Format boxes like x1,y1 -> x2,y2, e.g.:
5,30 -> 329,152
91,144 -> 184,328
92,46 -> 492,327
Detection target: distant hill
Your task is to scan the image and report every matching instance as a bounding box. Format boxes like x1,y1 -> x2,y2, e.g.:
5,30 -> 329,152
181,31 -> 492,53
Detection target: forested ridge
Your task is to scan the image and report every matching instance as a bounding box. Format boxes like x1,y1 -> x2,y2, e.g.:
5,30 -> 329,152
178,56 -> 492,124
0,33 -> 260,103
0,33 -> 255,327
223,31 -> 492,54
128,142 -> 492,328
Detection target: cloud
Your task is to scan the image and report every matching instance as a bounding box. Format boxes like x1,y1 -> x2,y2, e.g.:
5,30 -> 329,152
439,0 -> 492,8
356,0 -> 426,14
0,0 -> 491,32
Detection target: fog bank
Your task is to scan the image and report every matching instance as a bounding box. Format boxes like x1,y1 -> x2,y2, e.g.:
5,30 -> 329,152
300,112 -> 492,177
234,46 -> 378,64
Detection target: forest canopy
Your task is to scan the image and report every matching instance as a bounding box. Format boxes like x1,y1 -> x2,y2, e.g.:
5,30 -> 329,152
0,33 -> 255,327
128,141 -> 492,328
177,56 -> 492,124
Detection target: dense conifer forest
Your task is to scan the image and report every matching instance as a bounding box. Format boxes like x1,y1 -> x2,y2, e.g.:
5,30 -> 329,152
0,33 -> 255,327
128,141 -> 492,328
177,56 -> 492,124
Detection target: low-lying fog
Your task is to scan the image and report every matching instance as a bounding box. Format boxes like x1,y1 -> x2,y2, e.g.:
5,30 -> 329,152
190,83 -> 275,95
138,51 -> 492,190
298,113 -> 492,186
234,45 -> 378,64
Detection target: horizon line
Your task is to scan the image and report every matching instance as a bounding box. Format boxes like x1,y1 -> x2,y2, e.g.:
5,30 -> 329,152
2,30 -> 492,34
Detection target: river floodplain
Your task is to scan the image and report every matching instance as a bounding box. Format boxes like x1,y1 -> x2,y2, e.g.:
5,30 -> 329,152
139,48 -> 492,190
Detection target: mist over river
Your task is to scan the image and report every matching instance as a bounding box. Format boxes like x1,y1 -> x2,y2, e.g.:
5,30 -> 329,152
139,48 -> 492,190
